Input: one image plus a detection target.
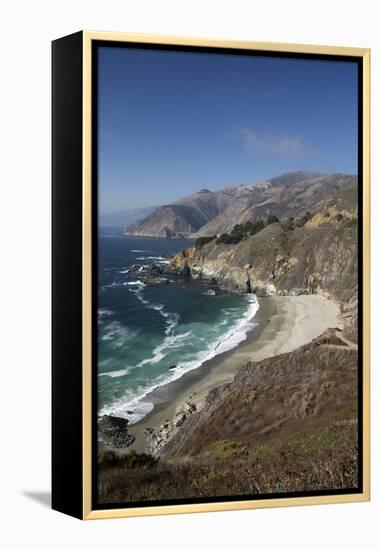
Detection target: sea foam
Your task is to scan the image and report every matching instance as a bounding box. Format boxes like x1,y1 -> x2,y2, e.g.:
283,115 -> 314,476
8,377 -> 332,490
135,256 -> 170,265
100,294 -> 259,424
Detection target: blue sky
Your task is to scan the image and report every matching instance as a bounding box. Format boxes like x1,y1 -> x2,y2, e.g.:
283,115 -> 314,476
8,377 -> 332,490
98,46 -> 358,213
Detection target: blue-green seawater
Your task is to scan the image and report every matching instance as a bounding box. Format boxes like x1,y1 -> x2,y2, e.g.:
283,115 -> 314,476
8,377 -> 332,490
98,236 -> 259,423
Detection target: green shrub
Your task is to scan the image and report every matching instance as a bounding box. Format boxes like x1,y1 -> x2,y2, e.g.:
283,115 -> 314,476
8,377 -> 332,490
98,450 -> 119,470
266,214 -> 279,225
296,211 -> 313,227
335,213 -> 344,222
98,449 -> 158,471
216,233 -> 243,245
215,218 -> 268,245
120,451 -> 159,470
195,236 -> 216,249
243,221 -> 254,234
281,219 -> 295,231
249,220 -> 265,235
231,224 -> 243,235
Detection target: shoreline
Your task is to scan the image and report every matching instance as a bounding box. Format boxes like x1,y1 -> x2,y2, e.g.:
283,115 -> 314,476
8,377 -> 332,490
126,294 -> 342,453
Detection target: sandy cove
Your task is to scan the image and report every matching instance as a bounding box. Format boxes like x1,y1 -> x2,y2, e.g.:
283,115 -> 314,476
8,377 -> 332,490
126,294 -> 343,453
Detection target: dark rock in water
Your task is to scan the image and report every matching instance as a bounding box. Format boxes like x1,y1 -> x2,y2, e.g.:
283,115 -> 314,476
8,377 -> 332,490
98,415 -> 135,448
146,263 -> 164,275
130,263 -> 164,276
98,414 -> 128,430
126,410 -> 134,415
169,365 -> 176,370
129,264 -> 144,273
142,277 -> 170,286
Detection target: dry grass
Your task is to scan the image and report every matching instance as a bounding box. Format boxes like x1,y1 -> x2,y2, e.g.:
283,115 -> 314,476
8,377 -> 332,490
97,332 -> 359,505
97,423 -> 358,504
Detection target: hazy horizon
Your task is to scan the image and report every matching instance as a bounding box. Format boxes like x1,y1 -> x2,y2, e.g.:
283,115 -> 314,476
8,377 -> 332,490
98,47 -> 359,215
101,169 -> 360,217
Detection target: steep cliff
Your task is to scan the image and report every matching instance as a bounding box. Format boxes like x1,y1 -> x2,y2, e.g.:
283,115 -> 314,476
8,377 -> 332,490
98,181 -> 359,502
169,184 -> 358,325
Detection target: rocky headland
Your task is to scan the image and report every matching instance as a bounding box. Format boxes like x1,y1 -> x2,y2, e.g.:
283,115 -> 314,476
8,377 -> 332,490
98,173 -> 359,503
168,180 -> 358,326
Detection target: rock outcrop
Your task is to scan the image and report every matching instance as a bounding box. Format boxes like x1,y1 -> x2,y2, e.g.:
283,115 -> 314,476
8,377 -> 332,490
151,181 -> 359,463
168,185 -> 358,326
144,399 -> 198,455
98,415 -> 135,449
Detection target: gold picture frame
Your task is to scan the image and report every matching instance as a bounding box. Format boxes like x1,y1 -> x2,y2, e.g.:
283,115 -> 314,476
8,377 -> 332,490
52,31 -> 370,520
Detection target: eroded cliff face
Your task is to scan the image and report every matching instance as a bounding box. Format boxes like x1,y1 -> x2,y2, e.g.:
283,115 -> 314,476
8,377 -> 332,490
157,199 -> 359,462
169,220 -> 358,322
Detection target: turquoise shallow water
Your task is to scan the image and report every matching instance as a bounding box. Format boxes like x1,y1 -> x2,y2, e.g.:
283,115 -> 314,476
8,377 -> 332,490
98,235 -> 259,423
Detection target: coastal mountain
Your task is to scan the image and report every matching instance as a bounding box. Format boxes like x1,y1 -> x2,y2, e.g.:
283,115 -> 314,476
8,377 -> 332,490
195,173 -> 355,237
123,172 -> 356,238
123,187 -> 242,238
123,203 -> 212,238
100,205 -> 157,228
98,178 -> 359,503
169,181 -> 358,324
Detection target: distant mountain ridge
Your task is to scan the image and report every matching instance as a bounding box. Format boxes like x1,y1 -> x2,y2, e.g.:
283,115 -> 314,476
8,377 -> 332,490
169,179 -> 358,321
123,172 -> 356,238
124,185 -> 240,238
100,206 -> 157,228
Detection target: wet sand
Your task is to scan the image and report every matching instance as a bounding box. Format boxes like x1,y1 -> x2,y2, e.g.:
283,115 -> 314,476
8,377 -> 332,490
127,294 -> 342,452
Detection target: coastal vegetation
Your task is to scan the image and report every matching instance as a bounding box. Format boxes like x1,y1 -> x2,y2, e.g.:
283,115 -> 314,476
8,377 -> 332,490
98,449 -> 158,472
99,172 -> 359,503
98,436 -> 357,503
215,215 -> 279,245
195,215 -> 277,248
170,179 -> 358,309
98,330 -> 358,503
195,235 -> 217,249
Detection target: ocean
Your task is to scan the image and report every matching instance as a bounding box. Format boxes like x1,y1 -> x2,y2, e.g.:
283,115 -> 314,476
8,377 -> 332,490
98,234 -> 259,423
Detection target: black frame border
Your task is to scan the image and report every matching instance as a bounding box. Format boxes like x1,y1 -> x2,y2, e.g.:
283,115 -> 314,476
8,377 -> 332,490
90,40 -> 364,511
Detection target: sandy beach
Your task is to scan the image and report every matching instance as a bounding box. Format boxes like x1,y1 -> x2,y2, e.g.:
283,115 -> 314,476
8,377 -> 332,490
127,294 -> 342,453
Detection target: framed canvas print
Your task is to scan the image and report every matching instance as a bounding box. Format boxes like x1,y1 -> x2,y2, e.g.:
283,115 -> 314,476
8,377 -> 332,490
52,31 -> 370,520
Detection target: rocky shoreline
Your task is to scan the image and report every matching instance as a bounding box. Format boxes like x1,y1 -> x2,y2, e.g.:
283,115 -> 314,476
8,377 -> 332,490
97,174 -> 359,501
98,199 -> 357,457
98,415 -> 135,449
121,294 -> 344,454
